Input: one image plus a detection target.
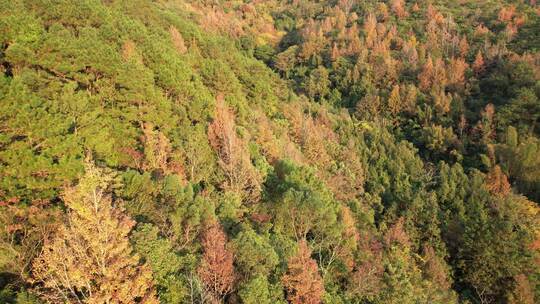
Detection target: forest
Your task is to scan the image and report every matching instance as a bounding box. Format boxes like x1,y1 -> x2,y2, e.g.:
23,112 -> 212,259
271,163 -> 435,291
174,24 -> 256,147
0,0 -> 539,303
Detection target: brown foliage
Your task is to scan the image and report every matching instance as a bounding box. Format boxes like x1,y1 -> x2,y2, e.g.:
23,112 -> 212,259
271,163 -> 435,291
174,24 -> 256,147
459,36 -> 470,57
198,220 -> 236,301
350,234 -> 384,298
403,84 -> 418,113
475,24 -> 490,36
384,217 -> 410,248
427,4 -> 445,24
473,51 -> 485,74
121,40 -> 137,61
422,245 -> 451,290
498,5 -> 516,23
486,165 -> 511,197
282,240 -> 324,304
31,162 -> 158,304
509,274 -> 536,304
331,43 -> 341,61
364,13 -> 378,49
391,0 -> 408,19
402,35 -> 419,67
198,7 -> 244,38
447,57 -> 468,89
327,142 -> 365,201
169,26 -> 187,54
388,84 -> 402,115
1,199 -> 60,283
141,122 -> 176,175
208,95 -> 262,202
418,56 -> 434,91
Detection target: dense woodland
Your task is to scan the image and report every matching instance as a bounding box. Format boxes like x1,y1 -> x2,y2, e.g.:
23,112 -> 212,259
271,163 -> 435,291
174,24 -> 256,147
0,0 -> 539,303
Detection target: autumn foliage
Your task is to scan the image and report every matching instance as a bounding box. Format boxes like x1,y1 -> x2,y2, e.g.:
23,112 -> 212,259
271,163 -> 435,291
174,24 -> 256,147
208,95 -> 262,202
31,162 -> 158,304
197,220 -> 236,302
282,240 -> 324,304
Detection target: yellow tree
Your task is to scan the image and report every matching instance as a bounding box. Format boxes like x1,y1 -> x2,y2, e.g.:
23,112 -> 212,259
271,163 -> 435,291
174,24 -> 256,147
31,161 -> 158,304
388,84 -> 402,115
364,13 -> 378,49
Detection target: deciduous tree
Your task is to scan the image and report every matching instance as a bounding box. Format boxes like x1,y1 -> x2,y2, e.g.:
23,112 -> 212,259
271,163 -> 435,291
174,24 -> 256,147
208,95 -> 262,202
31,161 -> 158,304
282,240 -> 324,304
197,220 -> 236,302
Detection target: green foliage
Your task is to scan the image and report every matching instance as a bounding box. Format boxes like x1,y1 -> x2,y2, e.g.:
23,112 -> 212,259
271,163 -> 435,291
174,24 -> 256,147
233,227 -> 279,278
0,0 -> 539,303
132,224 -> 188,303
238,275 -> 274,304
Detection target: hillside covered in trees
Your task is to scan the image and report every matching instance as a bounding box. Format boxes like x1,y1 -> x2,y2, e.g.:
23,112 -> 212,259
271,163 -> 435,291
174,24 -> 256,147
1,0 -> 539,303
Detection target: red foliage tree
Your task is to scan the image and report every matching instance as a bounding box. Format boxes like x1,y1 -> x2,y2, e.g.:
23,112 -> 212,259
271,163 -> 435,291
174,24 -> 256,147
198,220 -> 236,302
391,0 -> 408,19
350,234 -> 384,299
282,240 -> 324,304
473,51 -> 485,74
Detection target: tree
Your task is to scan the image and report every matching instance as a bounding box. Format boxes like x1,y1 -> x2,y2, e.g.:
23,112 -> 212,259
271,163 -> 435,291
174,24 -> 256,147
418,56 -> 434,91
473,51 -> 485,74
421,245 -> 458,303
485,165 -> 511,196
305,66 -> 330,101
508,274 -> 535,304
197,220 -> 236,302
388,84 -> 402,115
447,57 -> 468,91
238,275 -> 273,304
131,224 -> 186,303
31,161 -> 158,304
379,219 -> 427,304
391,0 -> 408,19
349,234 -> 384,301
459,36 -> 469,57
364,13 -> 378,48
282,240 -> 324,304
232,227 -> 279,279
208,95 -> 262,202
141,122 -> 174,175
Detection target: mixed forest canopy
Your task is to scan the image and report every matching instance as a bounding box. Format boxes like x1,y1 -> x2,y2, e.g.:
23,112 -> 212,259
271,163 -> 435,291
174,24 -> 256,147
0,0 -> 539,303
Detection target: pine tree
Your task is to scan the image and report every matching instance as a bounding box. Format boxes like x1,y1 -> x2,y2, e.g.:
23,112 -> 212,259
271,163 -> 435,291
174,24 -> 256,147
31,161 -> 158,304
509,274 -> 535,304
